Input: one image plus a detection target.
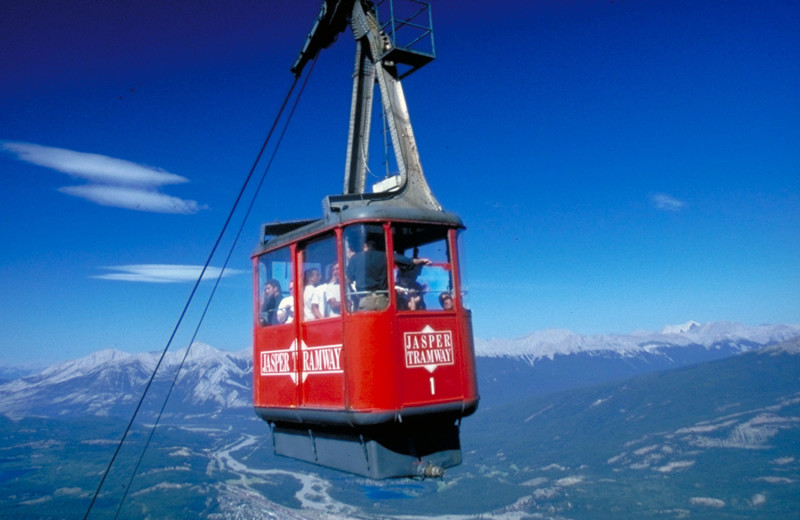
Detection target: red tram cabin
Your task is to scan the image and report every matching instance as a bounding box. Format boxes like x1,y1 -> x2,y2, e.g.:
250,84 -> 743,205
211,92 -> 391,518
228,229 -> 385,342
252,206 -> 479,478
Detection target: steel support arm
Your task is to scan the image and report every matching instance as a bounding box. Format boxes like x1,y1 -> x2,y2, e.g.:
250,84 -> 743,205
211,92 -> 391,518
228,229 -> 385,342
343,0 -> 440,210
292,0 -> 441,211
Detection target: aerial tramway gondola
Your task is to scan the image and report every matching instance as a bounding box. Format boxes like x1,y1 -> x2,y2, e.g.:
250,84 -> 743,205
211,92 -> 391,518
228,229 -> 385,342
252,0 -> 478,478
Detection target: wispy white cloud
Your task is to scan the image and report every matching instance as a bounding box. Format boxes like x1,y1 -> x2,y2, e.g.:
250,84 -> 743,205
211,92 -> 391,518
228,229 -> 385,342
2,141 -> 206,214
92,265 -> 245,283
650,192 -> 686,212
59,185 -> 203,214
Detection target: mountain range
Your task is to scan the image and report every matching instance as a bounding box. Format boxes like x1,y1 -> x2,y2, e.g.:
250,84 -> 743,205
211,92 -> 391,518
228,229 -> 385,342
475,320 -> 800,408
476,320 -> 800,361
2,321 -> 800,519
4,321 -> 798,419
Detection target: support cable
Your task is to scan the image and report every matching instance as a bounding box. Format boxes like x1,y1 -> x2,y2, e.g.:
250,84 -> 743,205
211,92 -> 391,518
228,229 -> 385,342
111,56 -> 319,518
83,66 -> 308,519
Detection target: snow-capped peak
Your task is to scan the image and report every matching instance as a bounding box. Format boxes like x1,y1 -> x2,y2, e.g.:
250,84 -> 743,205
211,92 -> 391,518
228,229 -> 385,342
661,320 -> 701,335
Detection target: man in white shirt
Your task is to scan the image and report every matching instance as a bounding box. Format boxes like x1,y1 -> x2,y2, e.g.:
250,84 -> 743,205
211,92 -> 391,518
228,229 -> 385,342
276,281 -> 294,324
303,268 -> 323,320
318,263 -> 341,317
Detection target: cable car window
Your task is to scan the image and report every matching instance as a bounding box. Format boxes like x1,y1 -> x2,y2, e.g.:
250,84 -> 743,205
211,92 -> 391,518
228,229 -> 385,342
344,224 -> 390,312
300,234 -> 340,320
456,229 -> 470,310
392,224 -> 454,311
258,247 -> 294,326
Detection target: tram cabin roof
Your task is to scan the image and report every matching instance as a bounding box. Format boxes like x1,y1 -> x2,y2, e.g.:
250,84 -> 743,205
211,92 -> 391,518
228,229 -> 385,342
257,201 -> 464,252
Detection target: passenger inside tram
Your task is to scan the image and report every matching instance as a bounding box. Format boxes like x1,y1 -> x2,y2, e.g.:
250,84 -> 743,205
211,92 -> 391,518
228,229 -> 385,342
303,268 -> 324,320
257,248 -> 293,326
345,227 -> 431,312
390,224 -> 455,311
439,291 -> 454,310
319,262 -> 341,317
346,234 -> 390,311
277,281 -> 294,324
396,265 -> 426,311
259,279 -> 282,325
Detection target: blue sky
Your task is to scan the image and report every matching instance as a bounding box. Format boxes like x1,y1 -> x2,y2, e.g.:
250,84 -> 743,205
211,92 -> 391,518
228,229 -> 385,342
2,0 -> 798,365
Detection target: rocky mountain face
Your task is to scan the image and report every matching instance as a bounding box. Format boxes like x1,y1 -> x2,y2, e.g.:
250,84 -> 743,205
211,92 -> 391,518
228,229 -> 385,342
0,343 -> 251,420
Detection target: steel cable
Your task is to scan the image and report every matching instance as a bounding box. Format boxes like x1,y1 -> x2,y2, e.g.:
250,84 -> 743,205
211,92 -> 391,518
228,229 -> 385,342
84,56 -> 318,519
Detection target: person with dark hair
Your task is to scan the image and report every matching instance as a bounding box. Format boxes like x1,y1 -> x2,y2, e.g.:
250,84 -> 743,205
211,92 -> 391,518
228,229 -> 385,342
396,265 -> 425,311
439,292 -> 454,310
259,279 -> 282,326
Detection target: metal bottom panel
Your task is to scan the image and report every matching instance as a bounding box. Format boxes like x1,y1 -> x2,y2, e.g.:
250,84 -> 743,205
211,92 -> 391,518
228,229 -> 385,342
270,420 -> 462,479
